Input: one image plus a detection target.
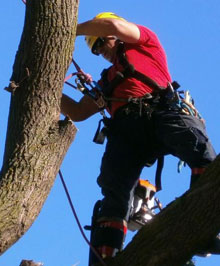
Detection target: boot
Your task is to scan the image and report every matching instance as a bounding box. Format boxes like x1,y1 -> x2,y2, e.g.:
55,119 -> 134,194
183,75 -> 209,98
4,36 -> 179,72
88,218 -> 127,266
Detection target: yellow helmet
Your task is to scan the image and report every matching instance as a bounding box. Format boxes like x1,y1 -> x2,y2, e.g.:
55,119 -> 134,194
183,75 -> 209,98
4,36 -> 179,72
85,12 -> 125,55
94,12 -> 125,20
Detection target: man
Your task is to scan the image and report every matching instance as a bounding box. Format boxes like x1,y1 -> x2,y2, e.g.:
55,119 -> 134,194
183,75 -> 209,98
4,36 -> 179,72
61,12 -> 216,265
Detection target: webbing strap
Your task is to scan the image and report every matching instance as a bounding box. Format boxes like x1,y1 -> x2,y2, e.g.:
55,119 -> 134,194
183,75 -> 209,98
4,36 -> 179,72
132,70 -> 166,92
101,43 -> 171,101
155,156 -> 164,192
117,42 -> 167,92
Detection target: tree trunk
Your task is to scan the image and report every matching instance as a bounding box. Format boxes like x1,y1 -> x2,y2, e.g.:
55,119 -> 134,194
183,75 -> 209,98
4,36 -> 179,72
0,0 -> 78,254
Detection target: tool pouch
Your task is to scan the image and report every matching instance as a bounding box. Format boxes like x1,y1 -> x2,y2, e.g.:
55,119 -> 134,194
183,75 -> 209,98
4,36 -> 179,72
93,117 -> 111,144
165,84 -> 204,122
180,90 -> 204,122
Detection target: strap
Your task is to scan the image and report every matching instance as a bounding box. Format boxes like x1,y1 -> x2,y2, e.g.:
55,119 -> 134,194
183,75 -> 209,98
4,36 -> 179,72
155,156 -> 164,192
93,119 -> 106,144
132,70 -> 166,92
101,71 -> 125,97
117,42 -> 167,92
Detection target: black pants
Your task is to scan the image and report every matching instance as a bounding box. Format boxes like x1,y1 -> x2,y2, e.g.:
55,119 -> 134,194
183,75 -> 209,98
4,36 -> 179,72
96,106 -> 216,221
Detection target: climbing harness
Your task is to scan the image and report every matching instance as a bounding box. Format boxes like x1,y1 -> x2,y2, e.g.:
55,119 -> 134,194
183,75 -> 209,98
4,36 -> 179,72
98,42 -> 179,103
99,41 -> 203,123
96,43 -> 204,189
64,54 -> 203,193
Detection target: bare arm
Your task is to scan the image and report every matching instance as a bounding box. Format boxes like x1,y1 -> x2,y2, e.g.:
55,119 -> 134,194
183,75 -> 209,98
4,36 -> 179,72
77,18 -> 140,43
61,94 -> 99,122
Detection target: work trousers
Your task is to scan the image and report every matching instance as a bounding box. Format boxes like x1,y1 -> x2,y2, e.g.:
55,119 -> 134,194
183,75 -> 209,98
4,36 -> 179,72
96,105 -> 216,221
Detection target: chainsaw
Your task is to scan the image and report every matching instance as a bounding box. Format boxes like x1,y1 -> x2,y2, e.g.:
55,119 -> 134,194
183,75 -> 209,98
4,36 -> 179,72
128,179 -> 162,231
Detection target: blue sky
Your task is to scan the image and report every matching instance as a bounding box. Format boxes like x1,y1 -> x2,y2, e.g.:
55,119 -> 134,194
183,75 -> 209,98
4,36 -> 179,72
0,1 -> 219,265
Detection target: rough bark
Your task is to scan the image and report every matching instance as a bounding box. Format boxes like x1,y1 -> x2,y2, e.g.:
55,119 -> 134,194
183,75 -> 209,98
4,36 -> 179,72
20,260 -> 43,266
0,0 -> 78,254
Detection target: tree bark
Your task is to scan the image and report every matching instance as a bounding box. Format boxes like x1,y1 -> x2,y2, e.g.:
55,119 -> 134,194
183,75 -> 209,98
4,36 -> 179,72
20,260 -> 43,266
0,0 -> 78,254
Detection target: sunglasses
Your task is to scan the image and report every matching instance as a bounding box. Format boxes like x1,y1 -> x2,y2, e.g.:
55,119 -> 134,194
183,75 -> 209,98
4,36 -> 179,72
92,37 -> 105,55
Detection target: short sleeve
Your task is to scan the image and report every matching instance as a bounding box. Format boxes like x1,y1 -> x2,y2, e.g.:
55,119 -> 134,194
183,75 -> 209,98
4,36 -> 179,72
136,24 -> 158,45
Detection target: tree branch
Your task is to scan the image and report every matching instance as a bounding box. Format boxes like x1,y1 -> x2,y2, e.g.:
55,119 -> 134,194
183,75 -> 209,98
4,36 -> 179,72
20,260 -> 43,266
105,155 -> 220,265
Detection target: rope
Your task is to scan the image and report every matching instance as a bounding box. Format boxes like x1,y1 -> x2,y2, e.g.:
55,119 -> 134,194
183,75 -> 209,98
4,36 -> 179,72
71,58 -> 93,84
64,59 -> 94,95
58,170 -> 107,266
64,72 -> 81,82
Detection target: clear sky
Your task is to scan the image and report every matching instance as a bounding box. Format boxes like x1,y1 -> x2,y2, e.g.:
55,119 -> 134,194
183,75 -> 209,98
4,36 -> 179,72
0,1 -> 219,265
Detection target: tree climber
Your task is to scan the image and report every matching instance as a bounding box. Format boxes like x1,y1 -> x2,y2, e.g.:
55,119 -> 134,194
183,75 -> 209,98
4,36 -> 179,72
61,12 -> 216,265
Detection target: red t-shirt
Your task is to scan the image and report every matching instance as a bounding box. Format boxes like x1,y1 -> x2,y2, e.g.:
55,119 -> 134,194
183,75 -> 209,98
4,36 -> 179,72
100,25 -> 172,116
